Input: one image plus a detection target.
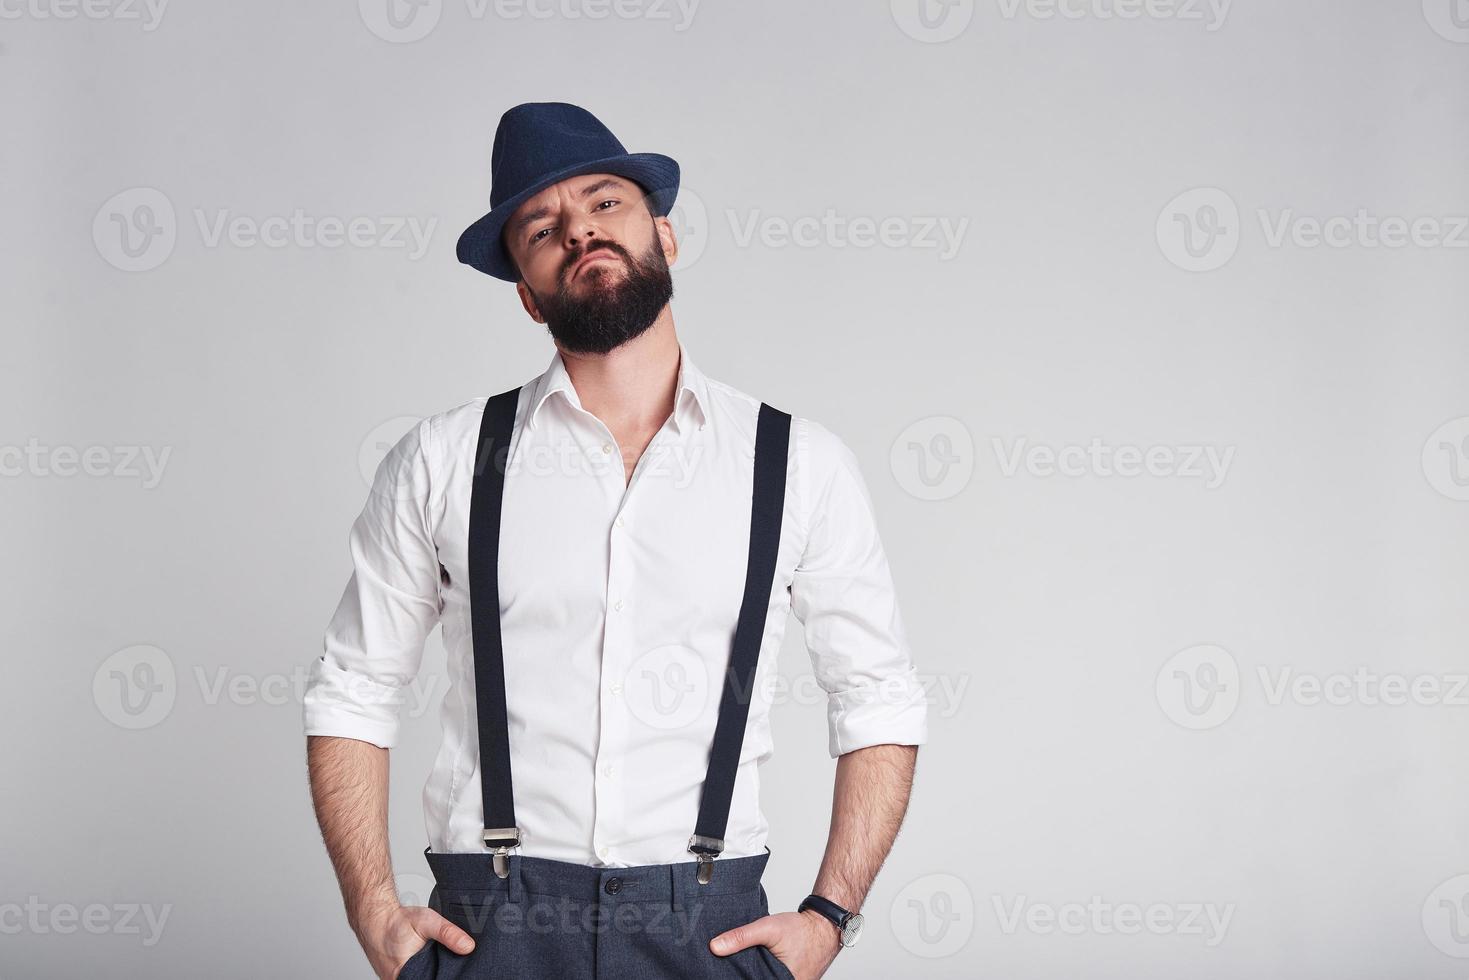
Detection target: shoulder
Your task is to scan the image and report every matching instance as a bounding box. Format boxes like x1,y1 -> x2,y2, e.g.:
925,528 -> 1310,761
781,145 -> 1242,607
792,414 -> 857,468
702,369 -> 864,477
703,377 -> 853,463
418,388 -> 531,460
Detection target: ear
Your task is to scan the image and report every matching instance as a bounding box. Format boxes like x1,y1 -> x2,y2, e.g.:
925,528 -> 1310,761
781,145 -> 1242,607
516,280 -> 544,323
653,214 -> 679,270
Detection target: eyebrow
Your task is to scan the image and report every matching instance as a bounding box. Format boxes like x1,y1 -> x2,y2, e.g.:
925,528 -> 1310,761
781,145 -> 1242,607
509,178 -> 630,237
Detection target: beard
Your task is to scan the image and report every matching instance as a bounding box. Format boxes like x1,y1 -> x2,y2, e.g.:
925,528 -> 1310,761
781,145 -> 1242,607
531,235 -> 674,356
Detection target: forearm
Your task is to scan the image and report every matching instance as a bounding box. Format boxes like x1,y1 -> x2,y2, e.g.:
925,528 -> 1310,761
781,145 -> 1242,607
306,734 -> 400,936
810,742 -> 918,912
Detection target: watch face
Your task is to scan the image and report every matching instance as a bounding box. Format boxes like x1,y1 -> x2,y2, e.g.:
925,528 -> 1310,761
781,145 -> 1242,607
841,912 -> 865,947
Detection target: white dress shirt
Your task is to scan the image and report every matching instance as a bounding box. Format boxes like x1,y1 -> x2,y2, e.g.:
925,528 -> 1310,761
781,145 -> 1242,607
303,341 -> 928,867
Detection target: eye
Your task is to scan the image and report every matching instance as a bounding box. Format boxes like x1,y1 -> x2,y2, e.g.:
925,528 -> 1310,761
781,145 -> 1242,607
595,199 -> 619,211
530,226 -> 553,244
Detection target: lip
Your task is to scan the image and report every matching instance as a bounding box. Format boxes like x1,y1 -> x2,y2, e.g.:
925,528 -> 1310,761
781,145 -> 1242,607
571,251 -> 620,278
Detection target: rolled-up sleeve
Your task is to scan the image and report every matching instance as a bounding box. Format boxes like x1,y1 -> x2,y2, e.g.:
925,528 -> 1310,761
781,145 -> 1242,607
303,416 -> 441,749
789,418 -> 929,758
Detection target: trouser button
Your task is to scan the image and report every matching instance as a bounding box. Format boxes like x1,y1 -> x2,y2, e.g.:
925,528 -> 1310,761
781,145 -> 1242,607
604,877 -> 622,895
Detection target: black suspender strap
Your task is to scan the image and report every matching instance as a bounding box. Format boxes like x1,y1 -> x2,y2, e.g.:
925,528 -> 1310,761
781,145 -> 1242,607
688,402 -> 792,883
468,386 -> 522,878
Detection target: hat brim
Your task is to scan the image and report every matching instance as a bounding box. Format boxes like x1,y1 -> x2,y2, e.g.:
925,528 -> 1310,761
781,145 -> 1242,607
456,152 -> 680,282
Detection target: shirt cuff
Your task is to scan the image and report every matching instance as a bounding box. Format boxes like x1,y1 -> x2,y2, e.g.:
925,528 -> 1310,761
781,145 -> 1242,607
301,655 -> 407,749
825,666 -> 930,758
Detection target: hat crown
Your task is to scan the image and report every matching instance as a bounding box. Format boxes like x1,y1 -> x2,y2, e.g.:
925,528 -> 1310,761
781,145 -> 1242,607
489,103 -> 630,209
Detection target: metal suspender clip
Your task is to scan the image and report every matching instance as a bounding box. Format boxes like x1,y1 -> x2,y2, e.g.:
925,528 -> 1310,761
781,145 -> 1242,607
483,827 -> 521,879
688,834 -> 724,885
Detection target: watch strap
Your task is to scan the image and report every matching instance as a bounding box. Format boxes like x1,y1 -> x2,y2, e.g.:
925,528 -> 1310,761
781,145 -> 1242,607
799,893 -> 851,928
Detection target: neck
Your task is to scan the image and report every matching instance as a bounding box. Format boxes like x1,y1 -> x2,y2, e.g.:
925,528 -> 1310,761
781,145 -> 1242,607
555,310 -> 681,432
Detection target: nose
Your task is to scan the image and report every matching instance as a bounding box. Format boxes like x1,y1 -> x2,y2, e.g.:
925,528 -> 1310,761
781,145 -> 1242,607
563,207 -> 603,249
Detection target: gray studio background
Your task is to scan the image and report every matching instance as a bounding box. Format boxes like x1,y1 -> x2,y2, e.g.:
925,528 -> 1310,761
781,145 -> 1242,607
4,1 -> 1468,977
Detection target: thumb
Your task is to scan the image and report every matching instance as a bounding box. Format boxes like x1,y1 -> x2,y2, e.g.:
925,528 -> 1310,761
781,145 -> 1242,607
710,915 -> 777,957
421,910 -> 476,955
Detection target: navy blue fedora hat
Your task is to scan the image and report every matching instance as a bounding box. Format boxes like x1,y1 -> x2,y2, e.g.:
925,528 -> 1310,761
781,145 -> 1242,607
456,102 -> 680,282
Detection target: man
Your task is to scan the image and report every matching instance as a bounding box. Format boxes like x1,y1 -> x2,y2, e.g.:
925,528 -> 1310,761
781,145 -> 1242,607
303,102 -> 928,980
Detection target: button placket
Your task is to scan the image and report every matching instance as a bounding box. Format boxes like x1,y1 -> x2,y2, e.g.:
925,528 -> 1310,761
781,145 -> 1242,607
595,448 -> 636,870
590,412 -> 688,869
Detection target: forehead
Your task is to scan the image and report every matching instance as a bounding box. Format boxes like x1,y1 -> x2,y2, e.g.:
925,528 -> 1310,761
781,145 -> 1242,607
506,173 -> 638,231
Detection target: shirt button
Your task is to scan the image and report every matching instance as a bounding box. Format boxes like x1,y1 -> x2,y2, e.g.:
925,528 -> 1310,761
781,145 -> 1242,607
614,516 -> 625,528
601,443 -> 613,455
613,599 -> 624,612
604,877 -> 622,895
610,682 -> 623,696
603,764 -> 616,777
597,846 -> 610,861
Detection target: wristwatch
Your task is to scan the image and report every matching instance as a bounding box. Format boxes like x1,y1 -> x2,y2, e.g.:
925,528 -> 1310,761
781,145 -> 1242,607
798,894 -> 864,948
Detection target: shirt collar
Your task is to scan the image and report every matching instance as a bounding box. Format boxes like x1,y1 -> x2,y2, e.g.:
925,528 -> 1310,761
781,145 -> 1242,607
528,341 -> 710,435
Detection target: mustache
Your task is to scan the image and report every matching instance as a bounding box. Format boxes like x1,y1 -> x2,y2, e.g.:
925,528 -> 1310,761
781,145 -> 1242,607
562,242 -> 628,280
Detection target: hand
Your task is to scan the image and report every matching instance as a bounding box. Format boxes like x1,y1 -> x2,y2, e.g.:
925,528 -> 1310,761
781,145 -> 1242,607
710,908 -> 842,980
356,902 -> 476,980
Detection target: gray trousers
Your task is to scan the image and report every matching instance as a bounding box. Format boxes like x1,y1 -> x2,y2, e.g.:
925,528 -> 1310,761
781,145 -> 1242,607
397,846 -> 796,980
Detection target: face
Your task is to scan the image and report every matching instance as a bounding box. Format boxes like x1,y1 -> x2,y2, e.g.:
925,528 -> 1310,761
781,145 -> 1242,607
503,173 -> 679,355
